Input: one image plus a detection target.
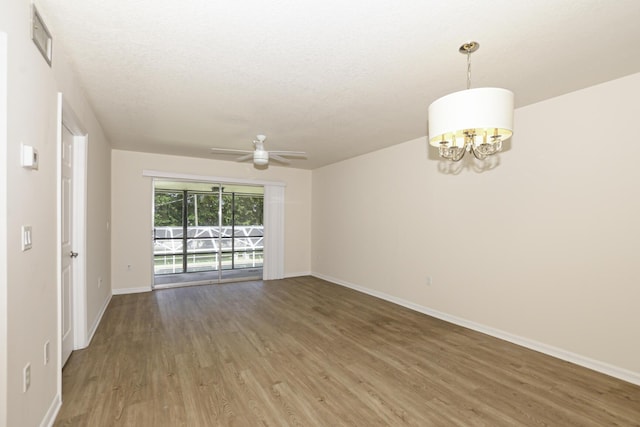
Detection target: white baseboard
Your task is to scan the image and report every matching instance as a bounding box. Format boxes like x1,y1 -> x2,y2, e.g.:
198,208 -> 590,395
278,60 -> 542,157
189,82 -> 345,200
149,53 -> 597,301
112,286 -> 152,295
84,293 -> 112,347
40,394 -> 61,427
311,272 -> 640,387
284,271 -> 311,279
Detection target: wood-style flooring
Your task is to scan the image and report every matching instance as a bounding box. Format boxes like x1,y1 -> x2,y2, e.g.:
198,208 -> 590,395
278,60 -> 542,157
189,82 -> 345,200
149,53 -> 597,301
54,276 -> 640,426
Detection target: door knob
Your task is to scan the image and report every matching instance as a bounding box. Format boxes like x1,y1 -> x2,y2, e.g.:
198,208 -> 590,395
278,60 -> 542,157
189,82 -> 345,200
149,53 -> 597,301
70,251 -> 79,258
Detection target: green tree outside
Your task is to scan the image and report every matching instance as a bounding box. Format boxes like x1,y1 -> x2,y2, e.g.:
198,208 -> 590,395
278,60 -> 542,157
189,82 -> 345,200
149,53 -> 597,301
154,190 -> 263,227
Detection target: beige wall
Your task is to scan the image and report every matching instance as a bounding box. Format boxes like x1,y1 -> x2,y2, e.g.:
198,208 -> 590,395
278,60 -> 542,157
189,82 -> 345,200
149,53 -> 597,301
111,150 -> 312,292
1,1 -> 112,425
0,30 -> 8,427
312,73 -> 640,381
51,29 -> 113,353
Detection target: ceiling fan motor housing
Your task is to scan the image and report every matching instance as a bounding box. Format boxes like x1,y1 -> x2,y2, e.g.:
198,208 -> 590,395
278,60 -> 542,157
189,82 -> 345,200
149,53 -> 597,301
254,150 -> 269,165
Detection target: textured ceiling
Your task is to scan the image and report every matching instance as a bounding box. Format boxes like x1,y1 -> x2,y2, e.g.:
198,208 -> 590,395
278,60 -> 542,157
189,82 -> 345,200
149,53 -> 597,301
36,0 -> 640,169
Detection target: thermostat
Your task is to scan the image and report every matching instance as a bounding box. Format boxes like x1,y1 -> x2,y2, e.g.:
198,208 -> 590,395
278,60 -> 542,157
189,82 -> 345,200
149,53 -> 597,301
21,144 -> 39,170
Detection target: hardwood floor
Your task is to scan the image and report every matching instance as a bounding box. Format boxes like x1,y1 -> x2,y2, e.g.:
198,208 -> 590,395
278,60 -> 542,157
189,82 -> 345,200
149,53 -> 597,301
54,276 -> 640,426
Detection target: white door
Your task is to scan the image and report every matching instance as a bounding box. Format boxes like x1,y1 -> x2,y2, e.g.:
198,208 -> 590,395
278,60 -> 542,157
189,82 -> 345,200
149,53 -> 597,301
61,125 -> 75,366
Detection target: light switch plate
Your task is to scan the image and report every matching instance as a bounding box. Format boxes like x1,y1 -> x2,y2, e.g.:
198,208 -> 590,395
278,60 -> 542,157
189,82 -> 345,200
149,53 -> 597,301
22,226 -> 33,251
21,144 -> 39,170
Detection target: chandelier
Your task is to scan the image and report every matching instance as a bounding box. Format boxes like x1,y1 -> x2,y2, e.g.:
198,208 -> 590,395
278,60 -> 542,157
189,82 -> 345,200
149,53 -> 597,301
428,42 -> 514,162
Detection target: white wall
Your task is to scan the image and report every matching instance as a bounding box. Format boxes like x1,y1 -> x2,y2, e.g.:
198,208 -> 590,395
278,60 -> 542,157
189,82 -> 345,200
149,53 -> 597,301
1,30 -> 9,427
111,150 -> 311,293
312,73 -> 640,384
50,22 -> 113,356
1,1 -> 112,425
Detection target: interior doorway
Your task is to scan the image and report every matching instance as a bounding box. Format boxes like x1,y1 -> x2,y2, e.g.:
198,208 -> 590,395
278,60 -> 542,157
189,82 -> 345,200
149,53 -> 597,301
60,124 -> 75,366
152,180 -> 264,288
58,93 -> 89,385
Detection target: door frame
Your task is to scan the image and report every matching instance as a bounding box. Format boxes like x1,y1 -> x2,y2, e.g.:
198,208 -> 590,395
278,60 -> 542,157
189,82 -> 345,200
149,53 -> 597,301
144,170 -> 286,283
152,182 -> 265,285
56,94 -> 88,389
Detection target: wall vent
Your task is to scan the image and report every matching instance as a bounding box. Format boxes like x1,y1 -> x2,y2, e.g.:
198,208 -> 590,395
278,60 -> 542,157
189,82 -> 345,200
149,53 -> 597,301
32,6 -> 52,66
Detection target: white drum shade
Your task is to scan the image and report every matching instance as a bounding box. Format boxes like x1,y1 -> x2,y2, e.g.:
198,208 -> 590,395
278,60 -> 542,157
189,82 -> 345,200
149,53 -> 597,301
428,87 -> 514,147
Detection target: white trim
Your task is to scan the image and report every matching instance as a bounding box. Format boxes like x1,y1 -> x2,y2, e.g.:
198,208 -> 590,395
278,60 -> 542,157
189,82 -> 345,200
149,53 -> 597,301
149,178 -> 156,288
284,271 -> 311,279
71,134 -> 87,349
57,93 -> 89,401
85,294 -> 112,346
112,286 -> 152,295
312,272 -> 640,387
55,94 -> 63,405
39,394 -> 61,427
142,169 -> 285,188
60,96 -> 86,135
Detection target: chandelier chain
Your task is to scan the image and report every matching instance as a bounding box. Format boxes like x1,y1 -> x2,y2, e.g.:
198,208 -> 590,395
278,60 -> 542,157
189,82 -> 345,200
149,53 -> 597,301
466,50 -> 472,90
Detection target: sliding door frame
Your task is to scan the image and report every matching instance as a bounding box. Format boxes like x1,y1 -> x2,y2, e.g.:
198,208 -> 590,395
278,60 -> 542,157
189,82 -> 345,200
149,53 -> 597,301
144,170 -> 285,285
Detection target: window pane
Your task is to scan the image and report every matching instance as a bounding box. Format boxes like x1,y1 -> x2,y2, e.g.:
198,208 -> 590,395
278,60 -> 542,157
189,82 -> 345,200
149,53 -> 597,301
186,227 -> 218,239
221,252 -> 233,270
233,250 -> 263,269
234,194 -> 264,226
221,194 -> 233,227
155,227 -> 183,239
154,191 -> 183,226
154,238 -> 183,254
187,192 -> 219,227
154,254 -> 184,275
186,253 -> 219,272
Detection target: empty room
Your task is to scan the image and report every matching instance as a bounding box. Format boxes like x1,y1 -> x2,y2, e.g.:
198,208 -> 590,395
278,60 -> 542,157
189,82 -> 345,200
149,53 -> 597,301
1,0 -> 640,426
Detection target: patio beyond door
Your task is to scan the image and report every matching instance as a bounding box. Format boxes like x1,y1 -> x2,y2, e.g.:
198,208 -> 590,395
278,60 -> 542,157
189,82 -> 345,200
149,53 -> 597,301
153,181 -> 264,286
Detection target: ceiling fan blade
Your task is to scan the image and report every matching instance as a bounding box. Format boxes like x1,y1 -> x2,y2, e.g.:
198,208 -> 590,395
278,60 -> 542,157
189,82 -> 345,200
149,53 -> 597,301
235,153 -> 254,162
212,135 -> 307,167
269,154 -> 291,164
210,148 -> 253,155
269,150 -> 307,158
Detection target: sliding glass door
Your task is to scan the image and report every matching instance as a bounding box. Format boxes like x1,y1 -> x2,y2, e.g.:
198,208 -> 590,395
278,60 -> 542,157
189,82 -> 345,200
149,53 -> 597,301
153,181 -> 264,286
224,192 -> 265,270
186,189 -> 221,273
154,190 -> 185,274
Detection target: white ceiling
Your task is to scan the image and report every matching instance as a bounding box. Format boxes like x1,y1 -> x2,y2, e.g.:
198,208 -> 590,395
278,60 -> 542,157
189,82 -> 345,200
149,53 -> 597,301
37,0 -> 640,169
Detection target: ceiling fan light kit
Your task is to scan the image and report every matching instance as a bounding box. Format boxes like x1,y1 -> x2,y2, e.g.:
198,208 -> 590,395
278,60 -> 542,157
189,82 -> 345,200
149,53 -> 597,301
253,150 -> 269,166
428,41 -> 514,162
210,134 -> 306,167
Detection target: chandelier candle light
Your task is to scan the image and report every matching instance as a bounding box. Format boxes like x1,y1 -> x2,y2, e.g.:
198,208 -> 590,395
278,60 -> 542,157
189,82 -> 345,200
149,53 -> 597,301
428,41 -> 514,161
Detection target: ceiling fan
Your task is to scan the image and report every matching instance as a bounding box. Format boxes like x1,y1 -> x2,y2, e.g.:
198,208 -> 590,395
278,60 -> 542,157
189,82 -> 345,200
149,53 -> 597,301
210,135 -> 306,166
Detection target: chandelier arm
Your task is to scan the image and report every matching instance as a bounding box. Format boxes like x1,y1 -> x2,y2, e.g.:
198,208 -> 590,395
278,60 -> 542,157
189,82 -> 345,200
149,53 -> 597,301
469,143 -> 487,161
451,145 -> 466,162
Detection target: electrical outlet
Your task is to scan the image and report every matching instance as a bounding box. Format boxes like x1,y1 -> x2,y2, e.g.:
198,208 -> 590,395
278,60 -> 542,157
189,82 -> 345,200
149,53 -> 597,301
23,363 -> 31,392
426,276 -> 432,286
98,276 -> 103,288
44,341 -> 50,365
